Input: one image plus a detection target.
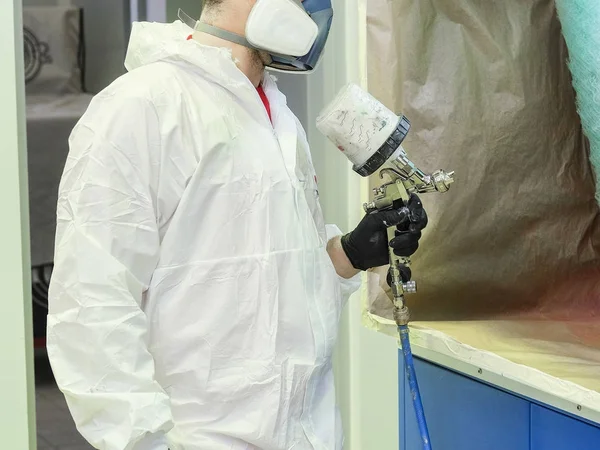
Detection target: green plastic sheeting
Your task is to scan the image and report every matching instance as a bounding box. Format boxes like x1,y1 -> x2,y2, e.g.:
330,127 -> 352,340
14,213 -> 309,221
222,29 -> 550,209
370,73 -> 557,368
556,0 -> 600,202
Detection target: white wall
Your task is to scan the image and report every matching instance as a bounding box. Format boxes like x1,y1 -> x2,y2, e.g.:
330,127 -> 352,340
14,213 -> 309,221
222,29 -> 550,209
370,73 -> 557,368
0,0 -> 36,448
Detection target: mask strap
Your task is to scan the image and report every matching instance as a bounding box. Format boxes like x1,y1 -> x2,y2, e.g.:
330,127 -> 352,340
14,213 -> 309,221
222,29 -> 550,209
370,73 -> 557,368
194,22 -> 256,50
178,8 -> 253,49
178,9 -> 198,28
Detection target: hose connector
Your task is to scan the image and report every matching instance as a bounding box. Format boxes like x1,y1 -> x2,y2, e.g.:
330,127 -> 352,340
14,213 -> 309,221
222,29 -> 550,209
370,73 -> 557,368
394,306 -> 410,326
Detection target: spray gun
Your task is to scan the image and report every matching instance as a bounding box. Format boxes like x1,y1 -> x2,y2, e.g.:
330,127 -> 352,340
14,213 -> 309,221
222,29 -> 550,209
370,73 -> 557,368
316,83 -> 454,326
317,84 -> 454,450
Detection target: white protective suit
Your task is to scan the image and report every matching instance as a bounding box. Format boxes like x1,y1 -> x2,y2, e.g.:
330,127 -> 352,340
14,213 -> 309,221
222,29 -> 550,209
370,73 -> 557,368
47,21 -> 360,450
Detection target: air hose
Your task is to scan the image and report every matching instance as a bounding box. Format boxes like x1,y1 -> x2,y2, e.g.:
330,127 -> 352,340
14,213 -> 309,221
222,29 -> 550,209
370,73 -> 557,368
399,325 -> 432,450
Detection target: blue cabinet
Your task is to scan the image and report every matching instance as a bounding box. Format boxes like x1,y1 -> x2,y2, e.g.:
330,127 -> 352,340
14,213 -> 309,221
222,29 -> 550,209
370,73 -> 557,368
399,352 -> 600,450
531,405 -> 600,450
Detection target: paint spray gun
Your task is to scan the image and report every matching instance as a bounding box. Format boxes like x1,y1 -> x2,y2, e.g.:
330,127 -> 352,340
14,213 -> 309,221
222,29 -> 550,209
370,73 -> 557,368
317,84 -> 455,326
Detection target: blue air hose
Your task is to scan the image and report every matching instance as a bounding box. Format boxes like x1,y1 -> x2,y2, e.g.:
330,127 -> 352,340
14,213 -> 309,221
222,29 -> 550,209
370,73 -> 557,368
399,325 -> 432,450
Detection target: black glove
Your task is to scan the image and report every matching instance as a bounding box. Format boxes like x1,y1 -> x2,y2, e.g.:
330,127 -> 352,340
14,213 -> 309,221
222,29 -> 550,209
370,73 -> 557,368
341,194 -> 428,271
389,194 -> 428,257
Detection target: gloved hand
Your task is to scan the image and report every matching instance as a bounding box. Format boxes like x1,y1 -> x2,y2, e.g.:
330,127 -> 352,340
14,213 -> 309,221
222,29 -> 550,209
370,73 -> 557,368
341,194 -> 428,271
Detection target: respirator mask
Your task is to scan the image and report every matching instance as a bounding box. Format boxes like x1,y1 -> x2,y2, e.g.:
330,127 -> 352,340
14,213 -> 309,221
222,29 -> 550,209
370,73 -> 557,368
180,0 -> 333,73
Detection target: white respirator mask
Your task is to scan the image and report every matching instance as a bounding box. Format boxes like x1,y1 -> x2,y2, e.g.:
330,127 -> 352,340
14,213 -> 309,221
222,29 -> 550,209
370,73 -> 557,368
180,0 -> 333,73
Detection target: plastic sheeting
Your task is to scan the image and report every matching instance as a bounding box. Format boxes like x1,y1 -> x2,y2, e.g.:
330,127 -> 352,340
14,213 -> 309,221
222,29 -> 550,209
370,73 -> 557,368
409,323 -> 600,420
556,0 -> 600,202
365,0 -> 600,406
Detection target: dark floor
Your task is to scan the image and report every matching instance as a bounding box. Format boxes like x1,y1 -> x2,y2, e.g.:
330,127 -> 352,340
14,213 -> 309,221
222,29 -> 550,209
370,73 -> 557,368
35,351 -> 94,450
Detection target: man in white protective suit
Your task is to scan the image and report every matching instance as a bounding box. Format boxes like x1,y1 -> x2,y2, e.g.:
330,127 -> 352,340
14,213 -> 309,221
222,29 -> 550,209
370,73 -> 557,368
47,0 -> 427,449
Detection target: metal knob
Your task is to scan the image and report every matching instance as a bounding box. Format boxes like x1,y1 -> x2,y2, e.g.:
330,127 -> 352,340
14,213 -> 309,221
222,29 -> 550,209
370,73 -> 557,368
402,280 -> 417,294
432,170 -> 455,193
363,201 -> 376,213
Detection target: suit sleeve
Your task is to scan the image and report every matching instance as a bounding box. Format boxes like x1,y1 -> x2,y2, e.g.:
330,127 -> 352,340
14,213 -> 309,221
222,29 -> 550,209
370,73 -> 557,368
47,94 -> 173,450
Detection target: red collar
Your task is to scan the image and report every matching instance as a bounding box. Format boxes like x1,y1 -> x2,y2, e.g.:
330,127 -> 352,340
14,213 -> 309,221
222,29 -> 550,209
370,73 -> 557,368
256,85 -> 272,122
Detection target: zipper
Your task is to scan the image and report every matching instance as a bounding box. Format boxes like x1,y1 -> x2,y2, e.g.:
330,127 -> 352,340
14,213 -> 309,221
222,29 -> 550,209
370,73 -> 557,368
239,78 -> 299,184
241,76 -> 275,131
